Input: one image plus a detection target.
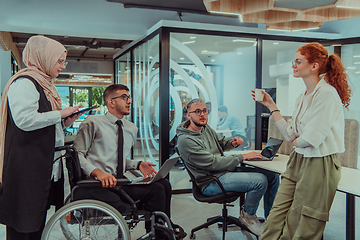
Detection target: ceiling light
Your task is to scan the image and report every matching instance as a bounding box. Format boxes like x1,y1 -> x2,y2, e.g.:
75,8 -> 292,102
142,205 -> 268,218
210,11 -> 240,17
201,50 -> 219,55
232,39 -> 256,43
347,66 -> 356,69
273,42 -> 279,45
337,6 -> 360,9
211,59 -> 215,62
182,40 -> 195,45
237,52 -> 242,55
331,44 -> 341,47
190,36 -> 196,39
267,28 -> 291,32
180,57 -> 185,60
149,56 -> 153,59
291,27 -> 320,32
353,55 -> 360,58
354,62 -> 360,64
355,71 -> 360,74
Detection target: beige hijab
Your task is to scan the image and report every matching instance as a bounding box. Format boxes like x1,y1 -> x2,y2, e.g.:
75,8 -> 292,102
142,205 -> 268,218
0,35 -> 66,184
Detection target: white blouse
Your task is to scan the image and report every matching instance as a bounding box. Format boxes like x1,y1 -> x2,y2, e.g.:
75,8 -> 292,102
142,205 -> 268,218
276,79 -> 345,157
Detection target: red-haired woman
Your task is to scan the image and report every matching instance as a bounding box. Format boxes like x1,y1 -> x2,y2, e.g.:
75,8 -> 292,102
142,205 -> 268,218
253,42 -> 351,239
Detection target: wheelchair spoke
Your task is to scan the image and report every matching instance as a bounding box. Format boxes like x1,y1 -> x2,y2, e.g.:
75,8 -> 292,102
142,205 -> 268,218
41,200 -> 130,240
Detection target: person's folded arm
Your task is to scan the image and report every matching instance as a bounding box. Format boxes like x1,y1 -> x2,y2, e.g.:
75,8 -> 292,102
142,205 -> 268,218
299,91 -> 342,149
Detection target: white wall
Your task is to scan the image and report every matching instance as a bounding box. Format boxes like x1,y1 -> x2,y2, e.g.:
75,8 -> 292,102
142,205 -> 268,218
215,47 -> 257,127
64,59 -> 113,75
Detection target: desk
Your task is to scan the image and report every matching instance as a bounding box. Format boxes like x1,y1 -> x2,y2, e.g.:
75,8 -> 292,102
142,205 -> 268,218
216,129 -> 233,138
225,151 -> 359,240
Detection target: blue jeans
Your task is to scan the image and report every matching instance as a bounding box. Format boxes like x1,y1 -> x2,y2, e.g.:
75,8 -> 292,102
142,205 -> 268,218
203,166 -> 279,217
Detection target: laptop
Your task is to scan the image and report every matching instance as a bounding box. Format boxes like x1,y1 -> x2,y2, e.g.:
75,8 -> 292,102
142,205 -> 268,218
248,137 -> 284,161
124,157 -> 179,184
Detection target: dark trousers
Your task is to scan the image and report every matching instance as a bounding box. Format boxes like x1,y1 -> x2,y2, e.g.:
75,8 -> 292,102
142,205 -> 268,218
121,179 -> 172,217
6,222 -> 44,240
6,178 -> 64,240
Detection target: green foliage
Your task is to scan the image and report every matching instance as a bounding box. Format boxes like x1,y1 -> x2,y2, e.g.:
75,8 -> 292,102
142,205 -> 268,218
72,88 -> 89,106
92,87 -> 106,107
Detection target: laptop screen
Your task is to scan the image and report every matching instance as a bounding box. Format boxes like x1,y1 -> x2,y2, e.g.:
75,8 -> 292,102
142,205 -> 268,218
261,138 -> 284,159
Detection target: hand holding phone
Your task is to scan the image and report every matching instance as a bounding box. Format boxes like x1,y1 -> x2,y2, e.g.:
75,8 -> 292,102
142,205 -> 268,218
65,105 -> 98,119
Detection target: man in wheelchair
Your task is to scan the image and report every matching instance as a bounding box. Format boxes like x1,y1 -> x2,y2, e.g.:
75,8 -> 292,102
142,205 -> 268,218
73,84 -> 186,240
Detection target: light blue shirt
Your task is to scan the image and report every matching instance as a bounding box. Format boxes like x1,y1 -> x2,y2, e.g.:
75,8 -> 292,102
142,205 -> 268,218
217,113 -> 246,137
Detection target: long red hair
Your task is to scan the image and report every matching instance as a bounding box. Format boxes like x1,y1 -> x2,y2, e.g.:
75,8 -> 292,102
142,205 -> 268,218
297,42 -> 352,109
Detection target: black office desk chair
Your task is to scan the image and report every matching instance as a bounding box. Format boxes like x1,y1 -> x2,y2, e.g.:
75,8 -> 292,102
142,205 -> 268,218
174,147 -> 257,240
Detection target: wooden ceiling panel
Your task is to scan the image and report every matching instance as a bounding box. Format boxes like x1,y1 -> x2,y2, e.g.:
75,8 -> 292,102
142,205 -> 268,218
204,0 -> 360,31
243,10 -> 298,24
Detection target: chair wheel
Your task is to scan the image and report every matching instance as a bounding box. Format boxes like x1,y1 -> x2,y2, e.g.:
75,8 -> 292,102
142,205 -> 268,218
190,233 -> 196,239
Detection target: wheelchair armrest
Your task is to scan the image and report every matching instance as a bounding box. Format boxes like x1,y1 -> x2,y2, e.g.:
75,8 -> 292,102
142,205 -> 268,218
76,178 -> 131,188
76,180 -> 103,188
116,178 -> 132,185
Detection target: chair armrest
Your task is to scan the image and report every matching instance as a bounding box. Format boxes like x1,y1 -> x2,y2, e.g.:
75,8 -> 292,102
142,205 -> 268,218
191,175 -> 228,196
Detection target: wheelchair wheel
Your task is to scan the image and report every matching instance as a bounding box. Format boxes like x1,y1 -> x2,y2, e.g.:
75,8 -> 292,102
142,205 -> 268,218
41,199 -> 130,240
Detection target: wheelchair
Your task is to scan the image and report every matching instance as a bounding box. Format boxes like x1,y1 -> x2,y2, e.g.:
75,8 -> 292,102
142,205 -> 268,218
41,144 -> 176,240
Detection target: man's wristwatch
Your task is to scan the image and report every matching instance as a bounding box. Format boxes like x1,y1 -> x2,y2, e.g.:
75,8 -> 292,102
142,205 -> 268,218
137,161 -> 142,170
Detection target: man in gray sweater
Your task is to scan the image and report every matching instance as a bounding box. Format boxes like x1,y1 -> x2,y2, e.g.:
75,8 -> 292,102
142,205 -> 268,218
176,98 -> 279,237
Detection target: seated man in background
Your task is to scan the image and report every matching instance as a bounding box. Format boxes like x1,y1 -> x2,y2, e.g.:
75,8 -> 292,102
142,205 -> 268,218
74,84 -> 186,240
176,98 -> 279,237
217,105 -> 246,141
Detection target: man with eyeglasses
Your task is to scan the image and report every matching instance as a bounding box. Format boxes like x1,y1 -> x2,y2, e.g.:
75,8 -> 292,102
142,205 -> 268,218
74,84 -> 186,240
176,98 -> 279,237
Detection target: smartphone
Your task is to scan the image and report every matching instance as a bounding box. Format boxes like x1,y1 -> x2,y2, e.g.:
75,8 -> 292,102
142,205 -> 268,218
65,105 -> 98,119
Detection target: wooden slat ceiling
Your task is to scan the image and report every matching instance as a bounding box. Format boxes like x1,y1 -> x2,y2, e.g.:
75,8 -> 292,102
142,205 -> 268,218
204,0 -> 360,31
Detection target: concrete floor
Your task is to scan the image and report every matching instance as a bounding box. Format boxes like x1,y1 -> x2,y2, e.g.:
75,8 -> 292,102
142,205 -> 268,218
0,167 -> 359,239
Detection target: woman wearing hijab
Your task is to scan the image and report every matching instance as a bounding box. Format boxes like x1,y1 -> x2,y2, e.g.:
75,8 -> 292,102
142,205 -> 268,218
0,36 -> 82,240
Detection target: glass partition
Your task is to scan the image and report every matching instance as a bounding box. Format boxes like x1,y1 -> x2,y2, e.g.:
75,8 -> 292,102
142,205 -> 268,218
116,52 -> 131,86
341,44 -> 360,168
121,35 -> 161,167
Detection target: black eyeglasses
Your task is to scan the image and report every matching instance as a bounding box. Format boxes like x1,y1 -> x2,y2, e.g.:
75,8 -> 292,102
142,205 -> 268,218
112,94 -> 131,101
188,109 -> 209,116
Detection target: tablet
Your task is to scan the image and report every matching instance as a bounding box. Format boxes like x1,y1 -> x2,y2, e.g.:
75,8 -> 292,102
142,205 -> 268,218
66,105 -> 98,119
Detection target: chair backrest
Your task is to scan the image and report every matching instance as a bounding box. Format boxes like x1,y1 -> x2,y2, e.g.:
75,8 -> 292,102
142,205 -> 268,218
338,119 -> 359,169
267,115 -> 293,155
64,145 -> 84,189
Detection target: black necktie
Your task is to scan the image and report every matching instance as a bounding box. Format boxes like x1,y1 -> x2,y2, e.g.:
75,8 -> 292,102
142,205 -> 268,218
116,120 -> 124,179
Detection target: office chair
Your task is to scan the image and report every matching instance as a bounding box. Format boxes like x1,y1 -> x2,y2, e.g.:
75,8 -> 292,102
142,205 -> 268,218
238,124 -> 252,150
174,147 -> 257,240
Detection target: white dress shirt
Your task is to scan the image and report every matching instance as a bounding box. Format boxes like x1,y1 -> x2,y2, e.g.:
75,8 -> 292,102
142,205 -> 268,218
74,112 -> 139,176
7,77 -> 64,181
